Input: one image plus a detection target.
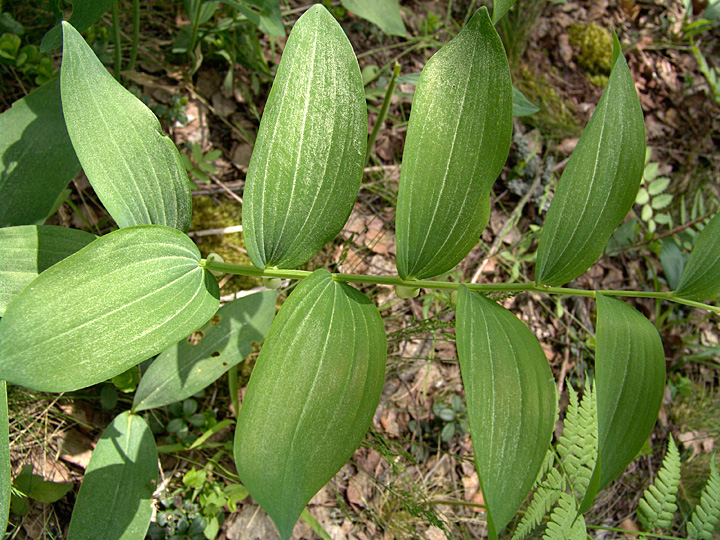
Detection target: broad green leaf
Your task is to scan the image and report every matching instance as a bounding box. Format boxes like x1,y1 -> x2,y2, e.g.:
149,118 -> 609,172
61,22 -> 192,232
223,0 -> 285,36
234,269 -> 386,540
340,0 -> 406,36
0,79 -> 81,227
41,0 -> 115,50
674,212 -> 720,301
133,290 -> 277,412
535,34 -> 645,286
512,85 -> 540,117
456,286 -> 556,539
243,5 -> 366,270
0,382 -> 8,536
591,295 -> 665,495
0,226 -> 219,392
0,225 -> 96,316
67,411 -> 158,540
395,8 -> 512,280
493,0 -> 517,24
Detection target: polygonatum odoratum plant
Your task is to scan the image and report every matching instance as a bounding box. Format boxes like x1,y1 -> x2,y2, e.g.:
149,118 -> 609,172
0,4 -> 719,539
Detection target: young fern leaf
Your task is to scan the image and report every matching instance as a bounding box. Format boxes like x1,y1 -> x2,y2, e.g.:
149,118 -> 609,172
512,467 -> 565,540
686,459 -> 720,540
557,385 -> 597,501
637,436 -> 680,531
542,492 -> 587,540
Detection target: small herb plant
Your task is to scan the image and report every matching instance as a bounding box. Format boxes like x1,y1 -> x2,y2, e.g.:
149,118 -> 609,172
1,4 -> 720,540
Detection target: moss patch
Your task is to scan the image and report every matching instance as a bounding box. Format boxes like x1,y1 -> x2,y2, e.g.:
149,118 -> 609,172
515,65 -> 579,138
190,195 -> 261,292
568,23 -> 613,87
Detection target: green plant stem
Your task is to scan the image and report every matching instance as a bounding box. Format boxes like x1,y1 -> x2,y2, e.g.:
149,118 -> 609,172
586,526 -> 683,540
128,0 -> 140,71
198,260 -> 720,314
111,0 -> 122,80
366,62 -> 401,166
228,364 -> 239,418
188,0 -> 203,60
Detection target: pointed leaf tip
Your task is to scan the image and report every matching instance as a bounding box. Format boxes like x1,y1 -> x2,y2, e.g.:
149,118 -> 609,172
0,226 -> 219,392
61,21 -> 192,231
396,8 -> 512,279
593,294 -> 665,492
535,40 -> 645,286
674,212 -> 720,301
456,286 -> 556,534
234,269 -> 387,537
243,5 -> 366,270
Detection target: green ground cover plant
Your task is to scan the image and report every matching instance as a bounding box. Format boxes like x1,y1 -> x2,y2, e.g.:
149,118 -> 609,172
0,3 -> 719,540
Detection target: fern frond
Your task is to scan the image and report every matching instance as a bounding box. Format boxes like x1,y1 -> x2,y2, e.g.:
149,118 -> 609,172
687,459 -> 720,540
513,467 -> 565,540
534,448 -> 557,489
638,436 -> 680,531
542,492 -> 587,540
557,384 -> 597,500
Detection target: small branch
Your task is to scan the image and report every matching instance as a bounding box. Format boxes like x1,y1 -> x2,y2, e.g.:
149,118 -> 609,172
366,62 -> 401,166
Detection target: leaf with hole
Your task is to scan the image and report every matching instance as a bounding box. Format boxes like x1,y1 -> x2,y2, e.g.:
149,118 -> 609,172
674,212 -> 720,301
535,34 -> 645,286
0,79 -> 81,227
133,290 -> 277,412
234,269 -> 386,540
456,286 -> 556,539
0,226 -> 219,392
61,22 -> 192,231
396,7 -> 512,280
243,5 -> 366,270
67,412 -> 158,540
581,294 -> 665,508
0,225 -> 96,316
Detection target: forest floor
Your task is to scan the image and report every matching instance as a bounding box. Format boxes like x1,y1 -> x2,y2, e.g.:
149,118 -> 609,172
3,0 -> 720,539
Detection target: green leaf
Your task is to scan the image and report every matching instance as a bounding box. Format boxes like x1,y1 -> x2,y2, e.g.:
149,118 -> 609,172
0,382 -> 8,536
592,294 -> 665,493
535,34 -> 645,286
67,412 -> 158,540
41,0 -> 115,50
456,286 -> 556,538
493,0 -> 517,24
0,225 -> 219,392
0,79 -> 81,227
648,176 -> 670,196
133,290 -> 277,412
687,459 -> 720,540
396,8 -> 512,280
234,269 -> 386,540
223,0 -> 285,37
659,239 -> 685,290
651,193 -> 673,210
512,85 -> 540,117
674,212 -> 720,301
243,5 -> 366,270
61,22 -> 192,232
339,0 -> 406,36
27,480 -> 73,503
638,436 -> 680,530
0,225 -> 96,316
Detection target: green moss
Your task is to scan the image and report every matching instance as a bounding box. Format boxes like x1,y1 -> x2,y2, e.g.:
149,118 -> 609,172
190,195 -> 261,292
515,65 -> 579,137
568,23 -> 613,87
